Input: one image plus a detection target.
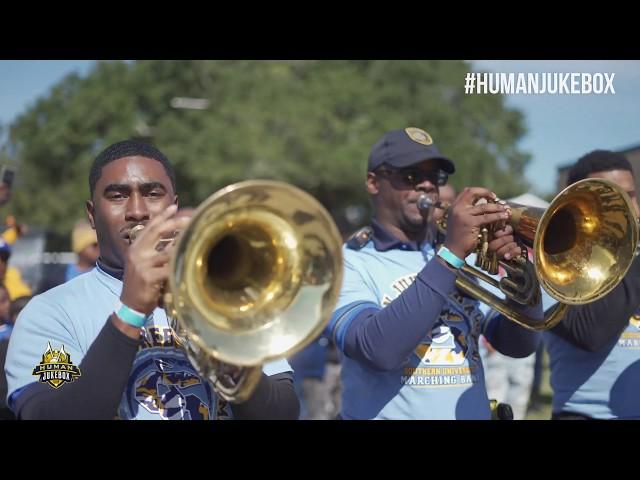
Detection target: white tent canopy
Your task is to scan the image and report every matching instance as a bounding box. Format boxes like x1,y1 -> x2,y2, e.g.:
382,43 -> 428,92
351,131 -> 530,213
507,193 -> 550,208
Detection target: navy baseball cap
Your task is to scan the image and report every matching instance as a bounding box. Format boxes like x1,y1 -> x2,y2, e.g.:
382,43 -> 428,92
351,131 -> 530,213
368,127 -> 455,174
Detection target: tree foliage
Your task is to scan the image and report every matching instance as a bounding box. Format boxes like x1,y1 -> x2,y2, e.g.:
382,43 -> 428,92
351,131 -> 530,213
3,60 -> 531,234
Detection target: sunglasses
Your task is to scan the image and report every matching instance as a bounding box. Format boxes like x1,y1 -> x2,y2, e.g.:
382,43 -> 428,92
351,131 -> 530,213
375,167 -> 448,187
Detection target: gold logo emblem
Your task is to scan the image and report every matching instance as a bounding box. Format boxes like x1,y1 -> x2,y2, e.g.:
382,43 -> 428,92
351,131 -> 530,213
405,127 -> 433,146
32,342 -> 82,389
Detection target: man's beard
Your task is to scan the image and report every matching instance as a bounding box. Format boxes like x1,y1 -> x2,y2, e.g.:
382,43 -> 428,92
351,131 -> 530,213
404,208 -> 430,232
96,234 -> 126,271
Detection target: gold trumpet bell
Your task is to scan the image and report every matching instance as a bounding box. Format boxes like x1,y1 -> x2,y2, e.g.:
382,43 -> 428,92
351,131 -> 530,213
169,180 -> 344,369
534,178 -> 638,305
453,177 -> 638,331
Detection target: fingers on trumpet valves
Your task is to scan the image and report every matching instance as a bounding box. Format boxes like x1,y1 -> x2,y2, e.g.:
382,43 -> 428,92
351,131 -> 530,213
480,227 -> 489,256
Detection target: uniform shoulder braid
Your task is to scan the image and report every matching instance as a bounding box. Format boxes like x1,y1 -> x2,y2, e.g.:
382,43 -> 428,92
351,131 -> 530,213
345,226 -> 373,250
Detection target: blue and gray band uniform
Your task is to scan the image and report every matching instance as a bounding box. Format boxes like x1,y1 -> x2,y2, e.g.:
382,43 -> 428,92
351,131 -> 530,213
327,219 -> 542,420
543,255 -> 640,419
545,325 -> 640,419
4,264 -> 291,420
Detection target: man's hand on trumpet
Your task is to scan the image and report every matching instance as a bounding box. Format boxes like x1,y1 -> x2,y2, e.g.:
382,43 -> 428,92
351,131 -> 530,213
443,187 -> 522,264
120,204 -> 192,317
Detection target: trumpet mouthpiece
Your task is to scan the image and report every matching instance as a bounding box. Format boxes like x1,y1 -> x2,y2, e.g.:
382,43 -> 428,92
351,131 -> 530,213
417,195 -> 435,212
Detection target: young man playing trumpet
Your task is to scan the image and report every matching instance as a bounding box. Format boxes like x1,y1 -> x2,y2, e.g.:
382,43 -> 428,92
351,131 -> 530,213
5,140 -> 299,420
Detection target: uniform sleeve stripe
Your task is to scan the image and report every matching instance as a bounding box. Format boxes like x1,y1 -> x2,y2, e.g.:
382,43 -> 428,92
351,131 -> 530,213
330,301 -> 380,352
8,383 -> 36,413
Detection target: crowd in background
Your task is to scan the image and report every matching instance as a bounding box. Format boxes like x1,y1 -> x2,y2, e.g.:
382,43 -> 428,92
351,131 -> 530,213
0,174 -> 100,419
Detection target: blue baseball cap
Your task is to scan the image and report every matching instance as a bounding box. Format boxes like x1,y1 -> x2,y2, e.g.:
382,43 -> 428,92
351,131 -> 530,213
368,127 -> 455,174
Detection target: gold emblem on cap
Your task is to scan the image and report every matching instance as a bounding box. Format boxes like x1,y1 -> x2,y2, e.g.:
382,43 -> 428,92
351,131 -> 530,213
405,127 -> 433,146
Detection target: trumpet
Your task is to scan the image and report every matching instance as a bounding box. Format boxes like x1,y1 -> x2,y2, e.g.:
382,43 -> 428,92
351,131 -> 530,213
130,180 -> 344,402
420,178 -> 639,331
417,196 -> 450,233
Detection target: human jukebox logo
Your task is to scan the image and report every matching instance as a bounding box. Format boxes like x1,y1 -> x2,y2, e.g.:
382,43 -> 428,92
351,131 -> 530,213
406,295 -> 484,388
32,342 -> 82,388
403,318 -> 480,387
380,273 -> 483,387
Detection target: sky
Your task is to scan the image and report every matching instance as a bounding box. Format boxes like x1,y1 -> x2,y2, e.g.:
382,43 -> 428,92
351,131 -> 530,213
0,60 -> 95,127
472,60 -> 640,194
1,60 -> 638,195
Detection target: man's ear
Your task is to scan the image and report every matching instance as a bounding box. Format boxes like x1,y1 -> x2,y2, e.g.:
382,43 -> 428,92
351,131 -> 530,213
86,200 -> 96,229
174,195 -> 179,207
366,172 -> 379,196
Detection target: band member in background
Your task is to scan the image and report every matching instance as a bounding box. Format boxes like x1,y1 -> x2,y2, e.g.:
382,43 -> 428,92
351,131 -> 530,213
544,150 -> 640,420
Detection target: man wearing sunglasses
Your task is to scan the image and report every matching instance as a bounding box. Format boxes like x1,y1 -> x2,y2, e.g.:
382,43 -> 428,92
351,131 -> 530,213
326,127 -> 543,419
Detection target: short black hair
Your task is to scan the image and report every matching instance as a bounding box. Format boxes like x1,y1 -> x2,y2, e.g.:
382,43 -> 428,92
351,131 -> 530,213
567,150 -> 633,185
89,140 -> 176,197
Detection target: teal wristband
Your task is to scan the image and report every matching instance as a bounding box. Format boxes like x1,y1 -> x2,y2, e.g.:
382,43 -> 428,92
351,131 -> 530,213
437,246 -> 465,269
115,302 -> 150,328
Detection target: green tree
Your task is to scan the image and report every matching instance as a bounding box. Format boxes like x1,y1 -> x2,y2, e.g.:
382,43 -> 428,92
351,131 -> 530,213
3,60 -> 531,235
